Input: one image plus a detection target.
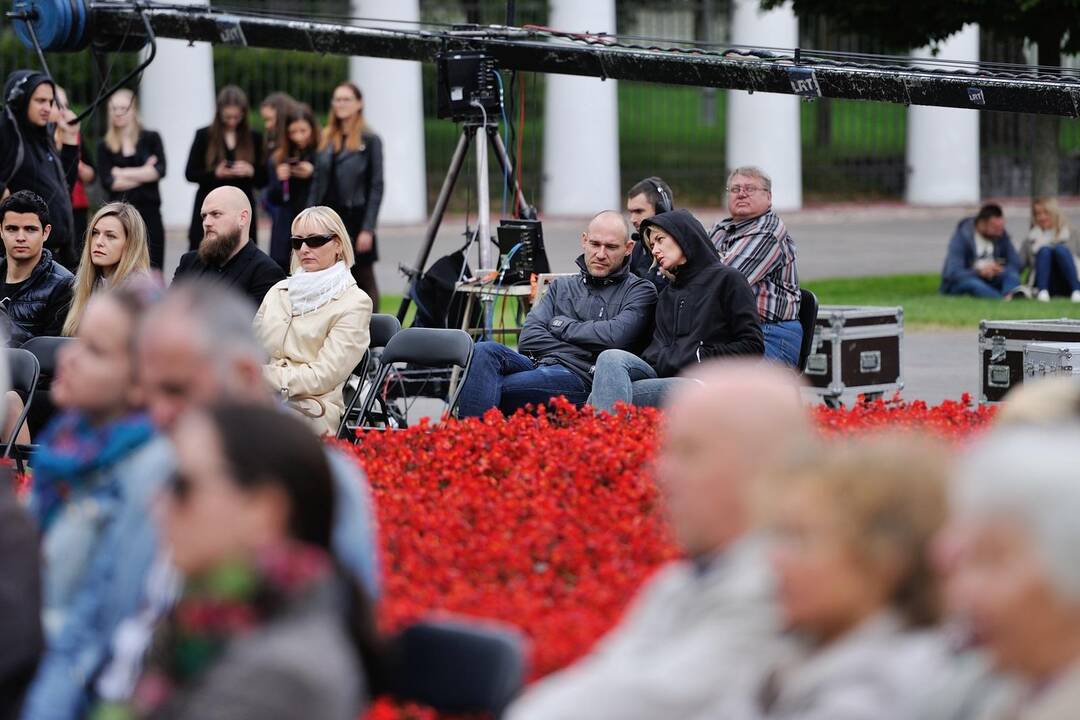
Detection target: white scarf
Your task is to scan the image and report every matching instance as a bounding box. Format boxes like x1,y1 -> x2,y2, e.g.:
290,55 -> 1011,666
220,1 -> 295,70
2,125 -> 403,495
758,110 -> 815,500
287,261 -> 352,316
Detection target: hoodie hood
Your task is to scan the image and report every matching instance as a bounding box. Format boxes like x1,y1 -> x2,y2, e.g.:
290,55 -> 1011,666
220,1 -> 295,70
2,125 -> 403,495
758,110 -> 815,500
639,209 -> 719,283
3,70 -> 54,132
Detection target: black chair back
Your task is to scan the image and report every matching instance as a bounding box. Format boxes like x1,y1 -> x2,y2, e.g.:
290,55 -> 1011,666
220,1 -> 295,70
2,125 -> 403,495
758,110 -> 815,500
380,327 -> 473,368
370,313 -> 402,349
386,619 -> 527,717
20,336 -> 71,377
356,328 -> 474,429
337,314 -> 403,440
797,288 -> 819,373
4,349 -> 39,457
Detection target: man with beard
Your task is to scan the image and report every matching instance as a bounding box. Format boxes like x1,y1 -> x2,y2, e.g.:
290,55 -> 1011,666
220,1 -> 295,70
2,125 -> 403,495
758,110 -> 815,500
173,186 -> 284,309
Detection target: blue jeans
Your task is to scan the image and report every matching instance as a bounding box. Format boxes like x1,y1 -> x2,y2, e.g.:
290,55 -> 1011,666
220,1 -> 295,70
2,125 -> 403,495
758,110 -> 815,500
1034,245 -> 1080,294
942,269 -> 1022,299
763,320 -> 803,368
456,341 -> 589,418
587,349 -> 685,413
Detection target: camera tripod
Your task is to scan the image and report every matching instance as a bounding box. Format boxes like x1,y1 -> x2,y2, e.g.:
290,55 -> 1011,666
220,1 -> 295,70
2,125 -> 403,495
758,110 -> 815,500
396,121 -> 532,332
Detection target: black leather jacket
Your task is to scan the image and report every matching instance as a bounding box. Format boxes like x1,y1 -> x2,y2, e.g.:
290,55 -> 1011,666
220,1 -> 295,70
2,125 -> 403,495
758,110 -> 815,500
307,133 -> 384,232
0,249 -> 74,346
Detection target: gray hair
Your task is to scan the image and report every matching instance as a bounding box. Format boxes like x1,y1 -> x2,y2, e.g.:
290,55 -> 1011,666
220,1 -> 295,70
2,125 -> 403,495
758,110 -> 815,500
727,166 -> 773,193
952,425 -> 1080,601
142,280 -> 267,378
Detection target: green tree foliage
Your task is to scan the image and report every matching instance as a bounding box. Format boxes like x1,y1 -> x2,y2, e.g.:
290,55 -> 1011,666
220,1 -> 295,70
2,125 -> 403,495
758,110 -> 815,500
762,0 -> 1080,195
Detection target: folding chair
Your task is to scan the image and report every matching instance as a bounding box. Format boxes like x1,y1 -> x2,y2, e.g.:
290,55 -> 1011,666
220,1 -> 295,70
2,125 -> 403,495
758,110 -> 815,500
337,314 -> 402,440
797,288 -> 820,374
4,348 -> 39,464
21,336 -> 73,439
355,328 -> 473,429
385,619 -> 527,717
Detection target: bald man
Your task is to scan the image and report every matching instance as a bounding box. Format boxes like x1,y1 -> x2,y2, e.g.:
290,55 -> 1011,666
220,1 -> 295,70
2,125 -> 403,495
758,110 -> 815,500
456,211 -> 657,417
173,186 -> 284,309
508,361 -> 811,720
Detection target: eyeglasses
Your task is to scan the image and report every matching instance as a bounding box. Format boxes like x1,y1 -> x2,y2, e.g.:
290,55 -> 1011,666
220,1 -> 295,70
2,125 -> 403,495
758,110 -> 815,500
290,234 -> 336,251
726,185 -> 767,196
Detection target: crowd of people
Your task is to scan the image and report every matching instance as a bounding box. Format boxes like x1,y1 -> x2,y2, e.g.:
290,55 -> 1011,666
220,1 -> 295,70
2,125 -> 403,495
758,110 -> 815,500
4,68 -> 1080,720
940,200 -> 1080,301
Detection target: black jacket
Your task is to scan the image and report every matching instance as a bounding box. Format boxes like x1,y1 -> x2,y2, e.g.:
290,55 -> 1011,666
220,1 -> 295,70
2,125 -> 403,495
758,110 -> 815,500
0,71 -> 79,268
97,130 -> 166,208
184,126 -> 266,248
266,148 -> 317,270
173,239 -> 286,311
640,210 -> 763,377
0,249 -> 74,347
519,254 -> 657,384
307,133 -> 384,233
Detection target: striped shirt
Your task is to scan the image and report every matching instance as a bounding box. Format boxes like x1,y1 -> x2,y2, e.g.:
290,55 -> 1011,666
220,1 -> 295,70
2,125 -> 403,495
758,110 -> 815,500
709,209 -> 801,323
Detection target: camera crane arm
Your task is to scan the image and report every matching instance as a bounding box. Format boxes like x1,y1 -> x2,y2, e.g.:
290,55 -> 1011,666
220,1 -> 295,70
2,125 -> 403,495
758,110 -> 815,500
10,0 -> 1080,118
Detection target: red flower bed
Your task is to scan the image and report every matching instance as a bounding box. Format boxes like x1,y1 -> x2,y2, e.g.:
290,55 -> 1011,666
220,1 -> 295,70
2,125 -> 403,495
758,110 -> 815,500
348,395 -> 995,718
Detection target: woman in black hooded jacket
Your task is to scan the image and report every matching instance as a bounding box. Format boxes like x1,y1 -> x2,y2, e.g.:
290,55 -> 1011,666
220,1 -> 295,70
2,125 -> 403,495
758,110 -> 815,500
587,208 -> 764,412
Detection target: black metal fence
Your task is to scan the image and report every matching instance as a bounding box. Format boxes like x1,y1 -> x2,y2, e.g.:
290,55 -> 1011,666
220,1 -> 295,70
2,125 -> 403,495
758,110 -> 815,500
3,0 -> 1080,210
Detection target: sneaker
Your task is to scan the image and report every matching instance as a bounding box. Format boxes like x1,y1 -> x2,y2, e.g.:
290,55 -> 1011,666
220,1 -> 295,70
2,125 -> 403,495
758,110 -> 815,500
1072,290 -> 1080,303
1037,289 -> 1051,302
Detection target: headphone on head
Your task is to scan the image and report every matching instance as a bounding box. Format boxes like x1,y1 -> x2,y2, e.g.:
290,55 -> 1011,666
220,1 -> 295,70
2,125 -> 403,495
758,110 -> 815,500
650,178 -> 672,214
5,74 -> 32,107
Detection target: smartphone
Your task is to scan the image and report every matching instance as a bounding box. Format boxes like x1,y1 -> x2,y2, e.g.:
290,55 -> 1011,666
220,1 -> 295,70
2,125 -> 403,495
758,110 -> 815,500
226,159 -> 235,168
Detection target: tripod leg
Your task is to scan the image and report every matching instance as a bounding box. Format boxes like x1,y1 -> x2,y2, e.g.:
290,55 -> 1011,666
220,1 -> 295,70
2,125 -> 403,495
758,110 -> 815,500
489,130 -> 530,217
397,130 -> 472,323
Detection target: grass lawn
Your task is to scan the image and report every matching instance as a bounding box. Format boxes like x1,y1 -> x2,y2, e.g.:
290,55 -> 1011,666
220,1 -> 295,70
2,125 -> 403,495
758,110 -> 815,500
805,274 -> 1080,329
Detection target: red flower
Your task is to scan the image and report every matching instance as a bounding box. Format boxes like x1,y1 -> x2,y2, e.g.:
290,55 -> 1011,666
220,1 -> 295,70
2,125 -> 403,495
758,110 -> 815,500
344,396 -> 994,719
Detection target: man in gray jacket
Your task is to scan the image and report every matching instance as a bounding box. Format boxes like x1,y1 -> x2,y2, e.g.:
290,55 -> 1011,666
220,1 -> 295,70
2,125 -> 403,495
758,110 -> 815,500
456,210 -> 657,417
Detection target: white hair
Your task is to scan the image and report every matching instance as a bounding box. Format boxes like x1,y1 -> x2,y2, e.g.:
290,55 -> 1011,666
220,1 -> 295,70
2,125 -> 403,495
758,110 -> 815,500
727,166 -> 773,193
952,425 -> 1080,600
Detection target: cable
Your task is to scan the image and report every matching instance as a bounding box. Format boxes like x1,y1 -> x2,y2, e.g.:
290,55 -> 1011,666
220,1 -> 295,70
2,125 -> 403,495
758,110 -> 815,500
492,69 -> 512,218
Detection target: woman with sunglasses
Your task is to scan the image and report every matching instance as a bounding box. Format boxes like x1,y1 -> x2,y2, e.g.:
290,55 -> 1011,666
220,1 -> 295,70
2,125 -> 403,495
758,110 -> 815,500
28,283 -> 166,640
107,403 -> 381,719
254,206 -> 371,436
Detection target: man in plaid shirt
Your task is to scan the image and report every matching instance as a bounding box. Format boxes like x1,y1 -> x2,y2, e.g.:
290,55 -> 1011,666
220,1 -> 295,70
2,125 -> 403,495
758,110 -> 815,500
709,166 -> 802,367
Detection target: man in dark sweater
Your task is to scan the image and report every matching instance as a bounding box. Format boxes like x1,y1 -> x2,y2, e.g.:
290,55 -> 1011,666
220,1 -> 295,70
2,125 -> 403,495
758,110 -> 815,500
0,191 -> 74,346
588,209 -> 764,412
456,211 -> 658,417
173,186 -> 284,310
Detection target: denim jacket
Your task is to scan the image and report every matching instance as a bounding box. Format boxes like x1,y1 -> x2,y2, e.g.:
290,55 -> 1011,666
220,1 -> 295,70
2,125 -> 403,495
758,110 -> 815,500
24,437 -> 173,720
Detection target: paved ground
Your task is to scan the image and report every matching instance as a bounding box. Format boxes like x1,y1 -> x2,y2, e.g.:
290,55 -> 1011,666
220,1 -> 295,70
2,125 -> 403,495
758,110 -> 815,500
164,200 -> 1080,406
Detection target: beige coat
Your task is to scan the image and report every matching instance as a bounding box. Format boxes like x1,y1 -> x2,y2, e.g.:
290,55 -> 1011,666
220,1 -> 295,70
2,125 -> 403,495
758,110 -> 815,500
254,279 -> 372,436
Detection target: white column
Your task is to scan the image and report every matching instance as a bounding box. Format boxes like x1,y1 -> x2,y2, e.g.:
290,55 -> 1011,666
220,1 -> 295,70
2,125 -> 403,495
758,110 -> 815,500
349,0 -> 427,224
727,0 -> 801,211
542,0 -> 620,215
906,24 -> 980,205
138,0 -> 215,228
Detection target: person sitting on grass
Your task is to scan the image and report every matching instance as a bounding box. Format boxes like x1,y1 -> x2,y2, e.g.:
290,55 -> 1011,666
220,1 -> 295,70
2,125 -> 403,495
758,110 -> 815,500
940,203 -> 1024,300
1018,197 -> 1080,303
455,210 -> 657,418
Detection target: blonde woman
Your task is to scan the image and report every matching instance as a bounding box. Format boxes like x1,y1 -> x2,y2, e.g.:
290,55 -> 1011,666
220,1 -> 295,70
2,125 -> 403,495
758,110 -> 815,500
1019,197 -> 1080,302
96,89 -> 166,269
254,206 -> 372,436
308,82 -> 384,309
733,434 -> 949,720
62,203 -> 151,336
